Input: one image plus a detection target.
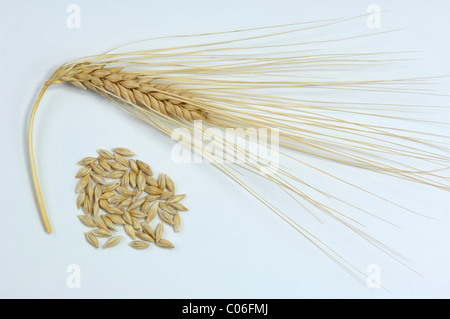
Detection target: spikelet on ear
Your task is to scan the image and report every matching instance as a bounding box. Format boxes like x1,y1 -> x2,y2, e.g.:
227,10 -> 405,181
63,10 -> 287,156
28,14 -> 449,283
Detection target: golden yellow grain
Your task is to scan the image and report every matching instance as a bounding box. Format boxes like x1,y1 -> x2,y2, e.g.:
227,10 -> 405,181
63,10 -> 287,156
122,211 -> 133,224
114,153 -> 129,167
145,175 -> 158,187
132,189 -> 143,202
90,173 -> 106,185
78,215 -> 96,227
94,215 -> 108,231
113,147 -> 135,157
83,199 -> 93,216
108,194 -> 128,205
108,206 -> 123,215
136,160 -> 152,175
77,191 -> 86,209
129,210 -> 147,219
159,191 -> 174,200
128,197 -> 145,211
103,181 -> 120,193
75,165 -> 91,178
155,221 -> 163,242
86,180 -> 94,201
156,239 -> 174,249
90,162 -> 107,177
136,232 -> 154,242
85,232 -> 99,248
164,175 -> 175,192
94,184 -> 102,202
116,186 -> 135,197
91,228 -> 112,237
160,202 -> 177,215
129,159 -> 139,174
109,161 -> 128,171
144,185 -> 163,195
157,174 -> 166,190
170,202 -> 188,211
146,201 -> 158,223
129,170 -> 137,188
98,156 -> 112,171
77,157 -> 97,166
144,194 -> 160,202
119,198 -> 133,207
107,214 -> 126,225
97,149 -> 115,160
99,192 -> 115,200
140,222 -> 156,240
124,224 -> 136,239
103,235 -> 122,249
128,241 -> 150,249
167,194 -> 186,204
158,209 -> 174,225
92,201 -> 100,216
173,213 -> 181,232
101,215 -> 117,231
107,170 -> 125,179
131,217 -> 142,231
76,174 -> 90,193
136,170 -> 145,191
120,171 -> 130,188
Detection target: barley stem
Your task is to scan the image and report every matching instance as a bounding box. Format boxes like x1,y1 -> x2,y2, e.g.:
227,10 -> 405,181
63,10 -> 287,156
28,82 -> 52,233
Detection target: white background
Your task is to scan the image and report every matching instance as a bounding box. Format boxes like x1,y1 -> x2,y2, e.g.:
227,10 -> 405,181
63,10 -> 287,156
1,0 -> 449,299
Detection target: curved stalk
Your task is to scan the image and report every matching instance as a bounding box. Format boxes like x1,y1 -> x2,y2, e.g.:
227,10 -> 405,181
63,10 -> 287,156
28,83 -> 52,233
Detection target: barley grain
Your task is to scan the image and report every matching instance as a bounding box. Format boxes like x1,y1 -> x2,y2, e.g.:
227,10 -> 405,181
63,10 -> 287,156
85,232 -> 99,248
107,170 -> 125,179
90,162 -> 107,177
124,224 -> 136,239
77,191 -> 86,209
167,194 -> 185,204
98,156 -> 112,171
97,149 -> 115,159
158,209 -> 174,225
91,228 -> 112,237
76,174 -> 90,193
107,214 -> 126,225
144,185 -> 163,195
136,160 -> 152,175
109,161 -> 128,171
78,215 -> 96,227
171,202 -> 188,211
155,221 -> 163,242
156,239 -> 174,249
136,170 -> 145,191
90,173 -> 106,185
113,147 -> 135,157
164,175 -> 175,192
173,213 -> 181,232
103,181 -> 120,193
128,197 -> 145,211
77,157 -> 97,166
103,235 -> 122,249
136,232 -> 154,242
129,159 -> 138,173
75,165 -> 91,178
101,215 -> 117,231
128,241 -> 149,249
114,153 -> 129,166
99,192 -> 115,200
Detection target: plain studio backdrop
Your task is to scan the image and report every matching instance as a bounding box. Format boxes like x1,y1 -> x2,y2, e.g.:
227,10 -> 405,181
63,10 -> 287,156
0,0 -> 449,298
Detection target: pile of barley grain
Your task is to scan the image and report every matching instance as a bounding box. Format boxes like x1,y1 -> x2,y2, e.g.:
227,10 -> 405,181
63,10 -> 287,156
75,147 -> 187,250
